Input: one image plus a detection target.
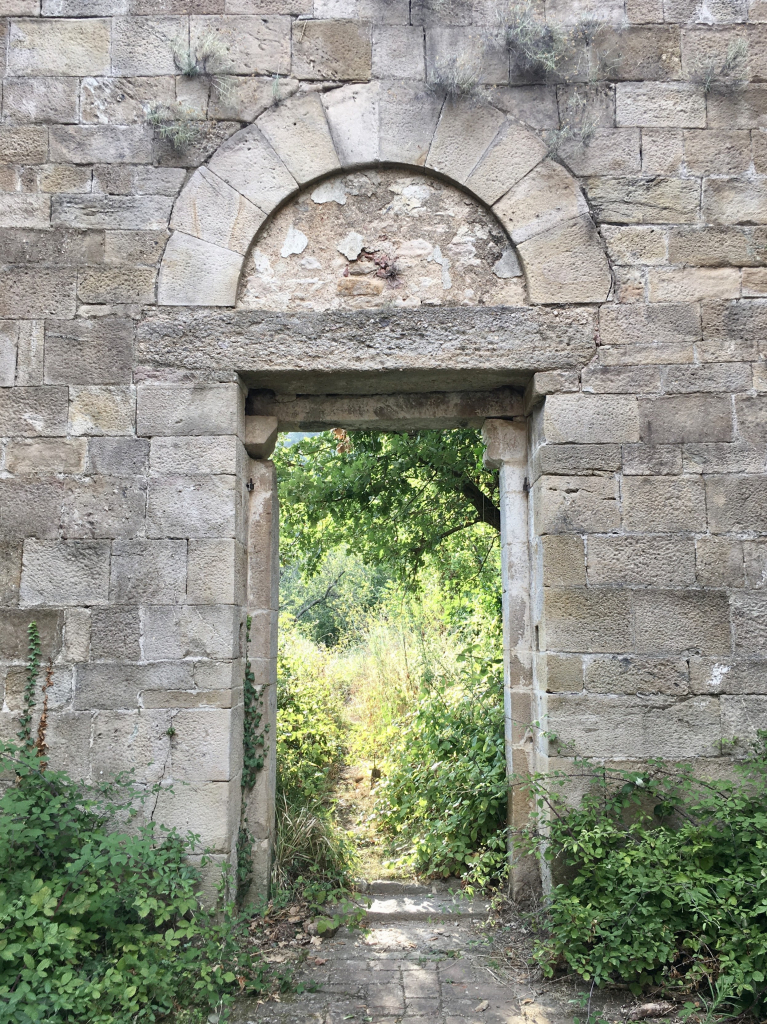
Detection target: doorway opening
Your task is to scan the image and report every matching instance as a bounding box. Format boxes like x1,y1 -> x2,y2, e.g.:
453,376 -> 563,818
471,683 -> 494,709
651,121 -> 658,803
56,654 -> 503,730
244,384 -> 532,902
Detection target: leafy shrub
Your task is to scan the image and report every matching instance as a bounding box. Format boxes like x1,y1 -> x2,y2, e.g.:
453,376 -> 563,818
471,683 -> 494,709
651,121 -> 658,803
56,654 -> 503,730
276,620 -> 348,804
521,740 -> 767,1014
0,744 -> 279,1024
374,650 -> 508,886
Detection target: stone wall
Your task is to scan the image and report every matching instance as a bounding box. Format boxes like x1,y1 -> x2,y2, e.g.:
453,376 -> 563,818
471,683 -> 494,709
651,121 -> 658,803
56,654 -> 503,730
1,0 -> 766,892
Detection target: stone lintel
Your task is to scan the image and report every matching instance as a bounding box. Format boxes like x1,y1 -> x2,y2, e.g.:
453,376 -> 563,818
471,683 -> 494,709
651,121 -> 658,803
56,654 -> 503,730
246,387 -> 523,431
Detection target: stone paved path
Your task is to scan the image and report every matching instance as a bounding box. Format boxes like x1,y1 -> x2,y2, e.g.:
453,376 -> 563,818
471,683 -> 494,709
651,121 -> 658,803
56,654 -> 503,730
230,886 -> 605,1024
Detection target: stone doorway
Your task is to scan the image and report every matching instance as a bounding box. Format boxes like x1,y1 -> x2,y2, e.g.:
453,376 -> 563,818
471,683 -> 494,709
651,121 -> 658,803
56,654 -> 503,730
241,384 -> 537,898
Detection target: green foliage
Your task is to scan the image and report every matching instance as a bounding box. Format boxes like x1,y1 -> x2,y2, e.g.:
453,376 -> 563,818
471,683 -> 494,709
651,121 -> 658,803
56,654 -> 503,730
375,648 -> 508,886
276,620 -> 347,804
242,615 -> 267,789
271,795 -> 356,893
17,621 -> 40,749
145,103 -> 202,150
274,429 -> 500,592
520,740 -> 767,1013
0,744 -> 282,1024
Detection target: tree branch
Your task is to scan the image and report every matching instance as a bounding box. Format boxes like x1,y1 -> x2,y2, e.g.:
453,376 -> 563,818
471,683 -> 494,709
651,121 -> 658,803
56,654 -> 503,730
458,477 -> 501,532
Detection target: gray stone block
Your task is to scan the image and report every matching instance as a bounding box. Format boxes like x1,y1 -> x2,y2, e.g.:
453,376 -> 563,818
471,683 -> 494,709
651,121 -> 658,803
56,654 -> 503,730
0,386 -> 68,437
703,178 -> 767,226
104,230 -> 168,265
88,437 -> 149,476
0,543 -> 22,606
90,710 -> 171,784
585,655 -> 689,696
683,441 -> 766,475
80,74 -> 175,126
143,604 -> 240,661
722,695 -> 767,744
731,594 -> 767,655
0,195 -> 51,231
51,194 -> 172,229
77,265 -> 157,305
170,707 -> 241,782
706,475 -> 767,533
15,321 -> 44,388
696,536 -> 745,588
541,534 -> 586,587
91,606 -> 141,661
257,90 -> 340,185
584,175 -> 700,223
5,438 -> 87,476
74,662 -> 195,712
110,539 -> 187,604
44,318 -> 134,386
137,383 -> 243,437
7,18 -> 111,77
20,539 -> 111,607
146,475 -> 238,539
187,539 -> 246,605
542,588 -> 632,654
111,16 -> 184,76
2,76 -> 79,123
372,25 -> 425,79
0,480 -> 64,540
533,475 -> 620,535
639,396 -> 734,445
587,535 -> 696,588
93,165 -> 186,197
0,266 -> 76,319
634,591 -> 731,655
68,386 -> 136,437
701,300 -> 767,362
149,435 -> 240,476
622,476 -> 706,532
190,14 -> 290,76
616,82 -> 705,127
0,228 -> 103,267
46,711 -> 92,779
60,476 -> 146,540
292,18 -> 372,80
543,394 -> 640,444
533,443 -> 622,477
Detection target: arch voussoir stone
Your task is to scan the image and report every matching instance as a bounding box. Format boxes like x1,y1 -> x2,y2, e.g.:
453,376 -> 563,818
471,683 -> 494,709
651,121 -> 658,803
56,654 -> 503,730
158,81 -> 612,309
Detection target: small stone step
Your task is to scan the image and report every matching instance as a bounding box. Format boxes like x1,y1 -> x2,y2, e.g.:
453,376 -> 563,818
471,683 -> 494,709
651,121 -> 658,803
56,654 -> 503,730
368,879 -> 432,896
364,895 -> 490,922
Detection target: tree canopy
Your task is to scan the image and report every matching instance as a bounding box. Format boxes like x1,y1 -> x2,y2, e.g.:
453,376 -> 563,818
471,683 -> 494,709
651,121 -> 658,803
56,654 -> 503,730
273,428 -> 501,593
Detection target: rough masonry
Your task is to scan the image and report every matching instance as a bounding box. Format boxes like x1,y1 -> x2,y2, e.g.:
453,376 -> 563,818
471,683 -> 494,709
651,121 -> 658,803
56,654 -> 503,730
0,0 -> 766,896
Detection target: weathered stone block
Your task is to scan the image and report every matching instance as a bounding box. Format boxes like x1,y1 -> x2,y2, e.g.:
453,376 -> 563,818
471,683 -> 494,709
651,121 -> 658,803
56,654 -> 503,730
722,695 -> 767,744
91,710 -> 171,784
533,442 -> 622,477
543,394 -> 640,444
90,606 -> 141,662
493,158 -> 586,244
78,265 -> 157,305
7,18 -> 111,77
517,215 -> 612,304
45,711 -> 92,779
622,444 -> 683,476
149,435 -> 240,476
45,318 -> 134,385
191,15 -> 290,76
104,230 -> 168,265
599,301 -> 701,348
700,300 -> 767,362
634,591 -> 731,655
257,91 -> 340,186
541,534 -> 586,587
292,18 -> 371,80
707,476 -> 767,533
0,480 -> 64,540
51,193 -> 171,229
0,608 -> 63,662
5,438 -> 86,476
588,535 -> 696,588
154,780 -> 238,852
622,476 -> 706,532
584,175 -> 700,223
735,396 -> 767,445
639,395 -> 734,445
707,83 -> 767,128
61,476 -> 146,539
74,662 -> 194,712
684,129 -> 751,175
426,24 -> 508,85
585,655 -> 689,696
542,653 -> 584,693
146,475 -> 238,539
703,179 -> 767,225
684,441 -> 766,475
80,75 -> 175,126
171,707 -> 241,783
744,539 -> 767,589
20,539 -> 110,606
543,588 -> 632,653
243,417 -> 277,460
556,128 -> 641,177
547,693 -> 721,759
533,475 -> 620,535
0,385 -> 68,437
600,24 -> 682,79
69,386 -> 135,436
208,126 -> 297,217
188,539 -> 246,605
2,75 -> 77,121
648,267 -> 741,303
93,165 -> 186,197
0,195 -> 50,232
696,536 -> 744,588
111,16 -> 184,77
0,543 -> 22,607
465,121 -> 547,207
667,226 -> 764,267
731,594 -> 767,655
663,362 -> 751,394
0,127 -> 46,166
743,268 -> 767,297
641,128 -> 683,174
143,604 -> 240,661
0,267 -> 76,319
138,383 -> 242,437
170,167 -> 265,256
616,82 -> 705,127
110,539 -> 186,604
580,364 -> 662,394
0,228 -> 103,267
157,232 -> 243,307
372,24 -> 424,79
319,81 -> 379,166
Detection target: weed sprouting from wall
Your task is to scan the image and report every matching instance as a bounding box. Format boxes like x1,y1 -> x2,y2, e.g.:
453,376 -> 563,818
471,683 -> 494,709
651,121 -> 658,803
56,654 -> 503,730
428,53 -> 483,99
173,29 -> 236,103
145,102 -> 202,150
690,37 -> 750,94
492,0 -> 570,78
242,615 -> 268,790
545,90 -> 600,157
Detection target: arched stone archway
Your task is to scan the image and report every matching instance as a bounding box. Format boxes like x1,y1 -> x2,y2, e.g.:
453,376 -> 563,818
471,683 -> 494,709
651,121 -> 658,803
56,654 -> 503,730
157,82 -> 611,308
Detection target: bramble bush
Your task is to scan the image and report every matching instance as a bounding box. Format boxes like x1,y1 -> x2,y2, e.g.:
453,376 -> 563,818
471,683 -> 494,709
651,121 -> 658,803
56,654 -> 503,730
521,738 -> 767,1014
